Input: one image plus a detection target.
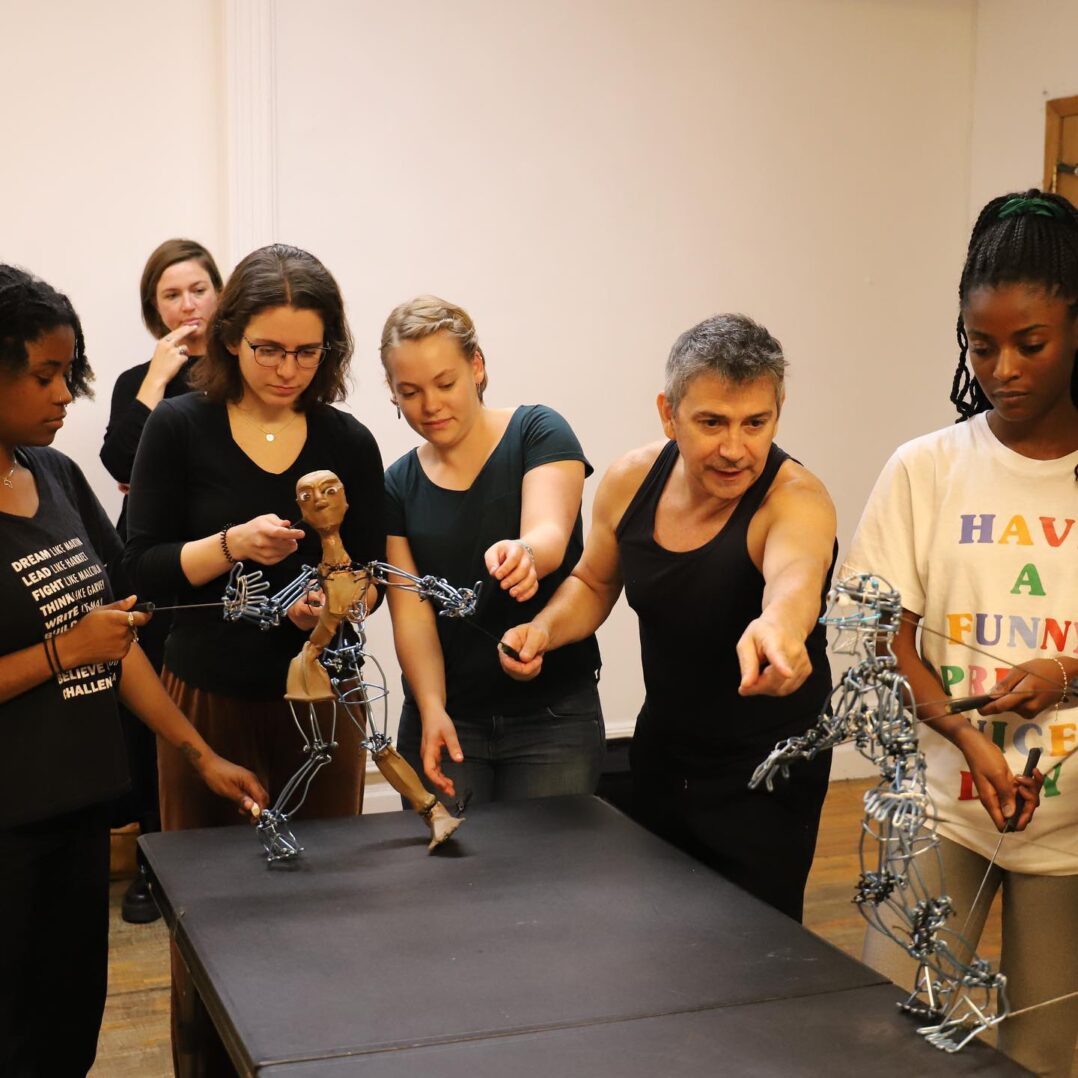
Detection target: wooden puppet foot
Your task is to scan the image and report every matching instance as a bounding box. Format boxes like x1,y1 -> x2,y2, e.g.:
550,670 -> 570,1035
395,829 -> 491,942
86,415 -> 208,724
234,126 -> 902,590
423,800 -> 464,851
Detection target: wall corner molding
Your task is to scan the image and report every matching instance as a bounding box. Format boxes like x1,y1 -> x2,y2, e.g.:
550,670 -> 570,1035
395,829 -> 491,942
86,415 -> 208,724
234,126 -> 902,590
224,0 -> 278,266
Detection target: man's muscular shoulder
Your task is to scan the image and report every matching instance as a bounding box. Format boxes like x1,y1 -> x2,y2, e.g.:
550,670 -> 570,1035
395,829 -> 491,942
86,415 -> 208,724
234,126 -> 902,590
595,440 -> 667,530
762,458 -> 833,515
747,456 -> 836,564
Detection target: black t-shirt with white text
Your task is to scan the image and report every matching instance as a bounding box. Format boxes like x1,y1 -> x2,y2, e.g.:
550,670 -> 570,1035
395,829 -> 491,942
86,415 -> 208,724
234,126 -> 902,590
0,447 -> 128,827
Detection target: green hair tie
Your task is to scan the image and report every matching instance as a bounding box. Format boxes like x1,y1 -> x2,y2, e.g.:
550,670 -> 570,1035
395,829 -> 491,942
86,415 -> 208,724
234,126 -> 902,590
997,195 -> 1066,220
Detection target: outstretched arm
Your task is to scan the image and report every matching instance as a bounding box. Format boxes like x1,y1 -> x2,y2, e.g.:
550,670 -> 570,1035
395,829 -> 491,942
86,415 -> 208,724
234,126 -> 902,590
499,452 -> 644,679
738,469 -> 836,696
485,459 -> 586,602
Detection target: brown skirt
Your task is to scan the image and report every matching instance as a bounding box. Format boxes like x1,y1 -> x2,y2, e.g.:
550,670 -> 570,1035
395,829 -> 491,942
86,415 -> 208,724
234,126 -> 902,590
158,669 -> 366,832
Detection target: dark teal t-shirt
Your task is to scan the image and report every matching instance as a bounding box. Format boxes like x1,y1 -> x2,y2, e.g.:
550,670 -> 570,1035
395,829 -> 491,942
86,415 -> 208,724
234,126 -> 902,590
385,405 -> 600,716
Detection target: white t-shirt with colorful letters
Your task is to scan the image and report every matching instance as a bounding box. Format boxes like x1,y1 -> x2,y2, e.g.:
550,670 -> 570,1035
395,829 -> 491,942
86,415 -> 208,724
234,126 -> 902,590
842,412 -> 1077,875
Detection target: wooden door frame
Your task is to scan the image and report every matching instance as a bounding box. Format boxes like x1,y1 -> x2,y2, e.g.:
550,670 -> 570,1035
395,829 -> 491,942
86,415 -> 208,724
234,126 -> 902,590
1044,95 -> 1078,192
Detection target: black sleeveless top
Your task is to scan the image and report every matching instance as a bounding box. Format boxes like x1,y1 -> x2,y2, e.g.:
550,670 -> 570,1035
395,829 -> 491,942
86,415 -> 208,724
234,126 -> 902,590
616,440 -> 834,776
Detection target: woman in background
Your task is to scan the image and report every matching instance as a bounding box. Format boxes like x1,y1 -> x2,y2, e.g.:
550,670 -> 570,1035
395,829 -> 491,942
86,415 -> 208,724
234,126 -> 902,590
101,238 -> 223,538
100,238 -> 224,923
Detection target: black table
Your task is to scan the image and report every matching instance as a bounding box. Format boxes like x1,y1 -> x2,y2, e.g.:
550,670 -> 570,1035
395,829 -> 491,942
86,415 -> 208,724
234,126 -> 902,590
141,796 -> 1027,1075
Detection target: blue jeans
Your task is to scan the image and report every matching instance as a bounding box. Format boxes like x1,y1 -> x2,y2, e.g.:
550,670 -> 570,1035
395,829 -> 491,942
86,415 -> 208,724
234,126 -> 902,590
396,682 -> 605,806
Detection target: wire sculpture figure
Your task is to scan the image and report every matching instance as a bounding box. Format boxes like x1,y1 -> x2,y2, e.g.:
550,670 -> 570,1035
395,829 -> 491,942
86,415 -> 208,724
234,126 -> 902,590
216,470 -> 478,863
749,574 -> 1008,1052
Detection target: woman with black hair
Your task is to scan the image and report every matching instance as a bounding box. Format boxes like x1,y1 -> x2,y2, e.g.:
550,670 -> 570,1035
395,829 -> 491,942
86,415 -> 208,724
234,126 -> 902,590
843,190 -> 1078,1076
0,264 -> 265,1077
123,244 -> 385,1073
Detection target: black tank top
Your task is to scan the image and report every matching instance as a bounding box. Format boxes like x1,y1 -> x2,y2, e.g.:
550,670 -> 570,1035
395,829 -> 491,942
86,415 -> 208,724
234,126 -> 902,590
616,440 -> 834,775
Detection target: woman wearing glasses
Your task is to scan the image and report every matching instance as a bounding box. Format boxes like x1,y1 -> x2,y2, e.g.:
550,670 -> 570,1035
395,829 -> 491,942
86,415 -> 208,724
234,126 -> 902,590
124,243 -> 384,1072
124,243 -> 384,834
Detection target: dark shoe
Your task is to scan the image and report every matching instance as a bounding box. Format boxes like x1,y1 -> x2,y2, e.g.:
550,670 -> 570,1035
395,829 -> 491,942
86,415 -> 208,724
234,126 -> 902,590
121,865 -> 161,924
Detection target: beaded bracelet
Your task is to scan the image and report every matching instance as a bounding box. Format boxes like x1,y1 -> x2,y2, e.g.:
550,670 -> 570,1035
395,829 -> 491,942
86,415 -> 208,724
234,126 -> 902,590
517,539 -> 536,565
220,525 -> 236,564
1050,656 -> 1070,704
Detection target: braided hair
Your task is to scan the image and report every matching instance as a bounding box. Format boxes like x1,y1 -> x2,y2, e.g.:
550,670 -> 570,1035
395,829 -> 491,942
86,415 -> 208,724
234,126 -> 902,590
0,264 -> 93,398
953,190 -> 1078,419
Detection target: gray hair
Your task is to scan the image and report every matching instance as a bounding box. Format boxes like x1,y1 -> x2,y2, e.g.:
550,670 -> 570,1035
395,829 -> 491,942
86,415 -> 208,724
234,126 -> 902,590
380,294 -> 487,400
664,313 -> 786,411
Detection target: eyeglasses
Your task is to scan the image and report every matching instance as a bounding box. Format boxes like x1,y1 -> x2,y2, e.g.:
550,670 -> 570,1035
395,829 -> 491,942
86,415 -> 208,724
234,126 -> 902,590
243,337 -> 328,369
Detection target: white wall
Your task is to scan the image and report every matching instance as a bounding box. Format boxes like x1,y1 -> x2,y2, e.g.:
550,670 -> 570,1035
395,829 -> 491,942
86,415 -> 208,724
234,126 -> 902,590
271,0 -> 977,769
0,0 -> 227,518
2,0 -> 988,782
969,0 -> 1078,212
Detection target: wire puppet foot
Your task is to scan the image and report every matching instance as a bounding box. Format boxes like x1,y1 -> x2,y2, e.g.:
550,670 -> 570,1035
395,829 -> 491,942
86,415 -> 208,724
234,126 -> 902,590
917,981 -> 1007,1053
257,809 -> 303,863
253,700 -> 338,864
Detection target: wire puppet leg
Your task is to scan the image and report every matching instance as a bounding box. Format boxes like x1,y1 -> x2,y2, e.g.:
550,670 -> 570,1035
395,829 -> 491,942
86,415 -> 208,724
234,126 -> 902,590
252,628 -> 464,864
335,660 -> 463,850
257,700 -> 339,863
751,574 -> 1009,1052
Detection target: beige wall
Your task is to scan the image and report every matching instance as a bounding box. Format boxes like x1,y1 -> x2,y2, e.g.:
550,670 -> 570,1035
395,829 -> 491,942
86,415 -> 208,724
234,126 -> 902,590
969,0 -> 1078,212
2,0 -> 990,783
0,0 -> 227,511
271,0 -> 977,769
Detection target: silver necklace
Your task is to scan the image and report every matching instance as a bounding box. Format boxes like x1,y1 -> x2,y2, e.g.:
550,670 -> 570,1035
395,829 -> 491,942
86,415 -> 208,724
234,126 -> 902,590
232,405 -> 302,443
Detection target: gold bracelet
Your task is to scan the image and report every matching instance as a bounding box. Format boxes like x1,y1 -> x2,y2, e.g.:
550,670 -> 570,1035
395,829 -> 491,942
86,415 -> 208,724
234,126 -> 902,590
1050,656 -> 1070,704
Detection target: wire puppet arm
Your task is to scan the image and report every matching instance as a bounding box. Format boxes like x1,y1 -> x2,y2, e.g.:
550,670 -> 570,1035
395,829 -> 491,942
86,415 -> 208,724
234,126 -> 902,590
222,562 -> 320,630
366,561 -> 480,619
222,559 -> 481,626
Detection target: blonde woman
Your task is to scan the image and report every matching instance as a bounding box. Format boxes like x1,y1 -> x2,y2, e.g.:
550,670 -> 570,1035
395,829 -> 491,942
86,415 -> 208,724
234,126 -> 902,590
381,296 -> 603,805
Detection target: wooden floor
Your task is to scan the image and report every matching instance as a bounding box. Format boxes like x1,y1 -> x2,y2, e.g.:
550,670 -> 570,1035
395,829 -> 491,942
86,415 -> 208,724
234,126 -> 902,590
91,779 -> 1075,1076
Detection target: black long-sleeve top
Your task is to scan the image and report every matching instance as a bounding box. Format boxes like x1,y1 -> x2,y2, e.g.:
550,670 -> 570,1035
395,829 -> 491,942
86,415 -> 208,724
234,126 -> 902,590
123,392 -> 386,699
100,357 -> 198,538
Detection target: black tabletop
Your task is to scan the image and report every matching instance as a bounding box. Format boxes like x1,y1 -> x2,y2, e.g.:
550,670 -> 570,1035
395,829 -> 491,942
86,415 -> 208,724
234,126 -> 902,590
142,796 -> 1025,1075
259,983 -> 1028,1077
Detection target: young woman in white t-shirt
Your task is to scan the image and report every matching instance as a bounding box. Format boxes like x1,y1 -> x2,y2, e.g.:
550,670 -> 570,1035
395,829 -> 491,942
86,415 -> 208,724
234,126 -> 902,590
843,189 -> 1078,1077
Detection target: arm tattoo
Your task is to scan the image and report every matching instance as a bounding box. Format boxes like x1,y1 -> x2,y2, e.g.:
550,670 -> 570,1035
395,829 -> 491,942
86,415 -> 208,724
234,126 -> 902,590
179,741 -> 202,765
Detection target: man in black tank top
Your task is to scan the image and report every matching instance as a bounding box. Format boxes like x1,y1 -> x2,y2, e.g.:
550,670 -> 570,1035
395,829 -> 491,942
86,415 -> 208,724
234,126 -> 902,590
499,314 -> 838,922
